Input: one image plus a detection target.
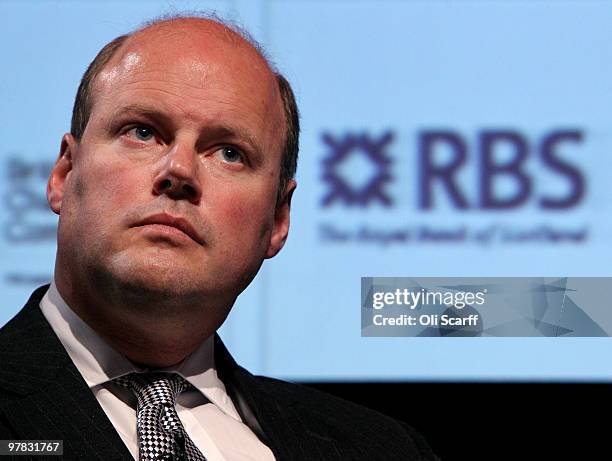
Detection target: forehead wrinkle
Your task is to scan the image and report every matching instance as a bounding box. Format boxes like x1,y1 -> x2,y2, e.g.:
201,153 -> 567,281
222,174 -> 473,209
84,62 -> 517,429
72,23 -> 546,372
117,68 -> 277,119
104,83 -> 273,131
97,52 -> 276,112
97,65 -> 213,96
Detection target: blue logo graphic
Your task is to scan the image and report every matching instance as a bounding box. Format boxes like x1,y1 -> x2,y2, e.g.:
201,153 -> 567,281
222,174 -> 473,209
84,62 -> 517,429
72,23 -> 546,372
320,131 -> 394,207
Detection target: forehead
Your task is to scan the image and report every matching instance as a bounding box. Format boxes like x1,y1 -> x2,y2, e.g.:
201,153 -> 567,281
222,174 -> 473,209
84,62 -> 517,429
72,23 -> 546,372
109,20 -> 272,80
90,20 -> 285,154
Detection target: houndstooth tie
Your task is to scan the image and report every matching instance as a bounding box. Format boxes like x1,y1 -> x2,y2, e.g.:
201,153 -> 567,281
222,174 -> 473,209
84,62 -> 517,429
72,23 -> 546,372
114,373 -> 207,461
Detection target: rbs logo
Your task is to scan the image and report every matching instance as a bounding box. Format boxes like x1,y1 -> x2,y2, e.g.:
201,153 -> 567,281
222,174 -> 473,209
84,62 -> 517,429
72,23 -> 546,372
321,128 -> 585,211
419,130 -> 584,210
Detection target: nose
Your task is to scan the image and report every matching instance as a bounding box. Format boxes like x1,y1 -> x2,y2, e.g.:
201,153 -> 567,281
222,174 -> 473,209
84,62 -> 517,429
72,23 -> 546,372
152,143 -> 202,203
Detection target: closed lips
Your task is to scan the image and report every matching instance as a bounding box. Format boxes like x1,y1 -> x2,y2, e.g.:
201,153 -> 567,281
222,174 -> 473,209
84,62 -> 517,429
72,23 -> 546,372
134,214 -> 204,245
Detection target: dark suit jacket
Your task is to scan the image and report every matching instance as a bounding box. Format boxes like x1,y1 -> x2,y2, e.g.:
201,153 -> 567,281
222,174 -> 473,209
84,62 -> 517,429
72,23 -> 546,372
0,286 -> 438,460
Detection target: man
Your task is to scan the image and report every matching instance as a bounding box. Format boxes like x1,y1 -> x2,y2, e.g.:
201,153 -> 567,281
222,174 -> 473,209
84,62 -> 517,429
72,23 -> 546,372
0,15 -> 438,461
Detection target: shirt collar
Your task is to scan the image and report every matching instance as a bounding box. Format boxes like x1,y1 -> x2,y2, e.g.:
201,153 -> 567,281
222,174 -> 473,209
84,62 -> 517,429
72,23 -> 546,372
39,281 -> 241,421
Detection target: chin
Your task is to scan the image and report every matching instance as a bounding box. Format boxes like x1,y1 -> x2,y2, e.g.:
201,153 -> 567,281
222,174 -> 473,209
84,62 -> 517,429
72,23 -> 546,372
99,253 -> 192,295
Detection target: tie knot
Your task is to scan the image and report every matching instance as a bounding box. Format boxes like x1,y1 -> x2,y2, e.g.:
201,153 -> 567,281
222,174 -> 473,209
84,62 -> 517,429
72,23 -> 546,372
114,372 -> 188,408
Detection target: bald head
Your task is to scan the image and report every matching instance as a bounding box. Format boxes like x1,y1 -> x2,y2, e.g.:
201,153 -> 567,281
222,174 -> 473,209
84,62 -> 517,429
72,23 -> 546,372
133,17 -> 266,56
71,15 -> 299,198
114,17 -> 273,79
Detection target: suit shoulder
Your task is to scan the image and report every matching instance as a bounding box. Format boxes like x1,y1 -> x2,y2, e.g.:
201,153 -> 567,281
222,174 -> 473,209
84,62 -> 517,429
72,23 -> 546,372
251,375 -> 439,460
253,374 -> 380,415
0,285 -> 50,341
0,285 -> 71,396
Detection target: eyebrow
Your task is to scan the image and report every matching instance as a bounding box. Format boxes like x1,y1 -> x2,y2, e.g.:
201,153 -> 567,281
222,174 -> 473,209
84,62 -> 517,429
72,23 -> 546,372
107,104 -> 264,159
200,124 -> 262,160
108,104 -> 175,131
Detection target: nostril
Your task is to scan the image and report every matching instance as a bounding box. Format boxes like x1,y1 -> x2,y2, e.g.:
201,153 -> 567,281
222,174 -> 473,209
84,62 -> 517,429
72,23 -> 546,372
159,179 -> 172,190
182,184 -> 196,197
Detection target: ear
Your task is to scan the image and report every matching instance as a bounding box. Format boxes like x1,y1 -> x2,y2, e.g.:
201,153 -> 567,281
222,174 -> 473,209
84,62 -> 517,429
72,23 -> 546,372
265,179 -> 297,259
47,133 -> 76,214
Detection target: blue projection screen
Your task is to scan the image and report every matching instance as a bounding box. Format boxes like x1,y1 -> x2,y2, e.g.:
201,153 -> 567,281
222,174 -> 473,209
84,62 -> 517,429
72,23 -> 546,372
2,0 -> 612,381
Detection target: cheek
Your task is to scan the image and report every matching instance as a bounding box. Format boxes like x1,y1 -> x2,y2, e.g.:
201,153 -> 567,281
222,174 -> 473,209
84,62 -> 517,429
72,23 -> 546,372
73,159 -> 147,210
208,184 -> 276,244
59,159 -> 147,250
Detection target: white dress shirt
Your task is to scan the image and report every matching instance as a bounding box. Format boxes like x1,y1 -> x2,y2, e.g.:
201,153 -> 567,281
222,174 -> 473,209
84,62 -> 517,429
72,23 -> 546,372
39,282 -> 275,461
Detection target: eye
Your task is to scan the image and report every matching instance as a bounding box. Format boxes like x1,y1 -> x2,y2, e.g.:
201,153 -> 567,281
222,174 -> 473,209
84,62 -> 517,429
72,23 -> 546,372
126,125 -> 155,142
218,146 -> 244,163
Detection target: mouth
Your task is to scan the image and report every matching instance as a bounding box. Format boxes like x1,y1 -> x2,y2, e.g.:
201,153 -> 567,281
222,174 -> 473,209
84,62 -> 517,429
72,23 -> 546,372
133,213 -> 204,245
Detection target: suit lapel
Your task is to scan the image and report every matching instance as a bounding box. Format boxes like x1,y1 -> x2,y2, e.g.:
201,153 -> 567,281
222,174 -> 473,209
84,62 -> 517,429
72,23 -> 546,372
215,335 -> 344,461
0,286 -> 132,460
